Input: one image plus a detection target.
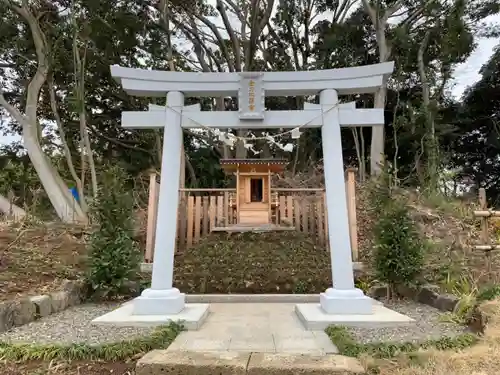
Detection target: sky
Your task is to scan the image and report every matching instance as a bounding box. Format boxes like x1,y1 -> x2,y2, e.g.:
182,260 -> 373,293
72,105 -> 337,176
1,13 -> 499,147
450,14 -> 500,97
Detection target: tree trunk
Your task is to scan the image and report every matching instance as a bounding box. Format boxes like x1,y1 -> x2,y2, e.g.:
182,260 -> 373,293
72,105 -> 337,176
417,30 -> 438,191
0,90 -> 87,224
0,194 -> 26,220
361,0 -> 401,176
47,75 -> 88,212
24,130 -> 86,222
370,24 -> 390,176
370,87 -> 387,175
81,110 -> 98,197
0,1 -> 87,223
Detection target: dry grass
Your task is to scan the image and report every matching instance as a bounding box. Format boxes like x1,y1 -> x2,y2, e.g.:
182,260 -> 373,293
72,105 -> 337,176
0,360 -> 135,375
354,182 -> 500,287
0,221 -> 88,301
367,300 -> 500,375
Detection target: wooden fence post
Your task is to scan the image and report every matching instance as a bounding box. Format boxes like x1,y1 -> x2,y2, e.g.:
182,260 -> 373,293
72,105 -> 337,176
345,168 -> 358,261
145,172 -> 159,263
323,191 -> 329,250
473,190 -> 500,252
479,188 -> 489,244
479,188 -> 493,277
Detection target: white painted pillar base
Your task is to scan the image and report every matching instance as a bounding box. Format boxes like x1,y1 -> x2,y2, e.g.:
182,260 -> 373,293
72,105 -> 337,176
320,288 -> 372,315
319,89 -> 372,315
133,288 -> 185,315
133,90 -> 186,316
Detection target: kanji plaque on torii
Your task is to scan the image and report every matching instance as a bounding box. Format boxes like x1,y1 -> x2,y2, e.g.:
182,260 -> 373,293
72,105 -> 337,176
238,72 -> 264,120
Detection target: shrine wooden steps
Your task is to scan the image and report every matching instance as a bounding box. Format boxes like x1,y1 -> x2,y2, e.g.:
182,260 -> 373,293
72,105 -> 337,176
211,223 -> 296,233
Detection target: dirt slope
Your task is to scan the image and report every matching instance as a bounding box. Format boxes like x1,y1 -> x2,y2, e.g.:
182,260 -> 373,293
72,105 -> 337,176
0,222 -> 87,301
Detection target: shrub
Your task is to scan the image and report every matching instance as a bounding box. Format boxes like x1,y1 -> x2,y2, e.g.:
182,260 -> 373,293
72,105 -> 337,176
86,165 -> 141,298
372,198 -> 424,291
477,284 -> 500,302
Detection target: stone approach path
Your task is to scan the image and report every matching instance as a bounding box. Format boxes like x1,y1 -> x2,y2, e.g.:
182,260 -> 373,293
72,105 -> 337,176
167,303 -> 338,354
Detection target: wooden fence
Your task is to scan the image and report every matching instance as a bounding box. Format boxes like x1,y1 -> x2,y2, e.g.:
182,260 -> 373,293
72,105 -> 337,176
177,189 -> 237,248
473,188 -> 500,253
144,169 -> 358,262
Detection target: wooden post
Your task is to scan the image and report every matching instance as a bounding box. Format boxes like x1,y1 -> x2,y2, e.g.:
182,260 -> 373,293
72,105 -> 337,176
475,245 -> 500,250
178,193 -> 187,248
187,196 -> 194,247
317,195 -> 325,245
268,164 -> 272,223
194,196 -> 201,244
145,172 -> 159,263
479,188 -> 489,242
345,168 -> 358,262
209,196 -> 216,230
236,166 -> 240,224
473,210 -> 500,217
323,191 -> 329,251
224,192 -> 229,225
478,188 -> 491,277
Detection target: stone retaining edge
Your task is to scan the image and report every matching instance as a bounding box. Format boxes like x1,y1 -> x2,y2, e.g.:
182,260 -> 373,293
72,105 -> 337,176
135,350 -> 365,375
368,283 -> 460,312
186,294 -> 320,303
0,279 -> 85,333
140,262 -> 366,273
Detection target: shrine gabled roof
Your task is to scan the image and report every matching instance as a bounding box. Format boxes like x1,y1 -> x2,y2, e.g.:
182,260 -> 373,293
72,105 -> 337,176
219,158 -> 288,165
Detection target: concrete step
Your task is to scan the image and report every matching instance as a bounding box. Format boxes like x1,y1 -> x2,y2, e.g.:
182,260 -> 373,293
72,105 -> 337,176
136,350 -> 365,375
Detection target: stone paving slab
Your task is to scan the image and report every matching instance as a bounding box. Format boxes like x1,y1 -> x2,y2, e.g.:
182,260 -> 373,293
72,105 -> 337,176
247,352 -> 365,375
136,350 -> 249,375
167,303 -> 338,354
136,350 -> 364,375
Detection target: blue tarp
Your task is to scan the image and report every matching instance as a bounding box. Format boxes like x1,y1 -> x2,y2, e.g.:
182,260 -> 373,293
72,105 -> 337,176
70,187 -> 79,203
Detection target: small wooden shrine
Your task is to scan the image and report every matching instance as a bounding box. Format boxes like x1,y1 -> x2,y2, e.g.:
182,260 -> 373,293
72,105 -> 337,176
220,158 -> 288,225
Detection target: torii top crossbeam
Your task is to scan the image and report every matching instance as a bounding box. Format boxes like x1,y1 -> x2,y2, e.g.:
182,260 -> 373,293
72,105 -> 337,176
112,62 -> 394,130
110,62 -> 394,97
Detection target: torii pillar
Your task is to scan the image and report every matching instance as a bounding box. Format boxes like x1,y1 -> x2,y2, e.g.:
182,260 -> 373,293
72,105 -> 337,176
133,91 -> 186,315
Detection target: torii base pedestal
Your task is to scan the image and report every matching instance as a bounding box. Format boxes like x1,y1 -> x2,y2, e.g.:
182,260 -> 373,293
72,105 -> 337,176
295,296 -> 413,331
92,298 -> 210,331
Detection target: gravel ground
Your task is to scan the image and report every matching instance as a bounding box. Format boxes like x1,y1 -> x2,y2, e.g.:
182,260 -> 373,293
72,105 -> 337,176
0,304 -> 156,345
0,300 -> 469,347
349,299 -> 469,344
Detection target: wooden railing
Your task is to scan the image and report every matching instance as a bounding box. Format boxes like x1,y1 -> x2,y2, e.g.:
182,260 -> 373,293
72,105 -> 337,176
268,169 -> 358,260
473,188 -> 500,277
270,188 -> 328,245
144,169 -> 358,262
177,189 -> 237,250
473,188 -> 500,251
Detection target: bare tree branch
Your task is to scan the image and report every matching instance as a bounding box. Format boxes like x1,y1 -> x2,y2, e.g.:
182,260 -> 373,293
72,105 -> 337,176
216,0 -> 241,70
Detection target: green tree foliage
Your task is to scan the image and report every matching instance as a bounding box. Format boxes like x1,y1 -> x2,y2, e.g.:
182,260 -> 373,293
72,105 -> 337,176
447,43 -> 500,205
0,0 -> 499,210
86,165 -> 141,298
373,199 -> 425,288
370,169 -> 424,289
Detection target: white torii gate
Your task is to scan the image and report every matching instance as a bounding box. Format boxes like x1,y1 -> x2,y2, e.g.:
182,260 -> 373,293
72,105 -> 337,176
109,62 -> 394,320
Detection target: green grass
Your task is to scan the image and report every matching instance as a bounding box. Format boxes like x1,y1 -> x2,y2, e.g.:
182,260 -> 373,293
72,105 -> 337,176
0,322 -> 183,362
326,325 -> 478,359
